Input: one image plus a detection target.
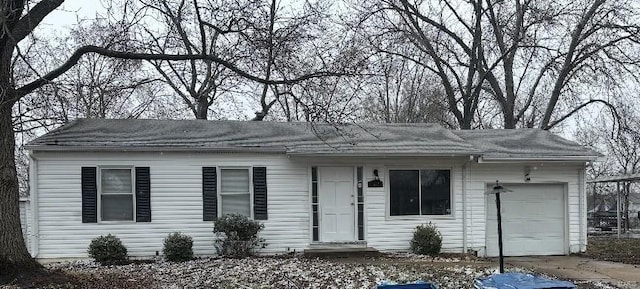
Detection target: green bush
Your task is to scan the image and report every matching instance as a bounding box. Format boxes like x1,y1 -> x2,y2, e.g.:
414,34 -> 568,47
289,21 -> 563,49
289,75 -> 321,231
213,214 -> 265,258
410,222 -> 442,256
163,232 -> 194,262
88,234 -> 128,265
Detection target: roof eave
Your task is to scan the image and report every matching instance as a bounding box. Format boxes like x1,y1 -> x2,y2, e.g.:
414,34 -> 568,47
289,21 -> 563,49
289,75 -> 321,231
478,155 -> 599,163
24,145 -> 287,154
285,152 -> 480,158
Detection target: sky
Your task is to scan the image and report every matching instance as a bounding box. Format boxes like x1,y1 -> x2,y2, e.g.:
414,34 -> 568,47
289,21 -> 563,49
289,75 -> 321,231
40,0 -> 105,30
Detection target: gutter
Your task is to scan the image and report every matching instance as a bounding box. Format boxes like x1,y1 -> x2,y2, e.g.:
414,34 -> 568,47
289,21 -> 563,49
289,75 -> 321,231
461,156 -> 473,253
25,146 -> 481,158
286,152 -> 480,158
28,151 -> 39,258
23,145 -> 287,154
478,156 -> 599,163
578,167 -> 586,252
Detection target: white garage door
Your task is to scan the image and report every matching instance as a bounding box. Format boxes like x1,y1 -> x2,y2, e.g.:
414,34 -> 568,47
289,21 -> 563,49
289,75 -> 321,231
486,183 -> 566,257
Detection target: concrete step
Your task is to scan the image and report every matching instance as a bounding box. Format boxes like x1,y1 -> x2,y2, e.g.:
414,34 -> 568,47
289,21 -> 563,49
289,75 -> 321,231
304,246 -> 380,257
307,241 -> 368,249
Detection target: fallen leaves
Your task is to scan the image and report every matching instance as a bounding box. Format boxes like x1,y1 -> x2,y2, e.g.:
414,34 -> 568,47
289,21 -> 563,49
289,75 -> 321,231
583,237 -> 640,265
36,254 -> 621,289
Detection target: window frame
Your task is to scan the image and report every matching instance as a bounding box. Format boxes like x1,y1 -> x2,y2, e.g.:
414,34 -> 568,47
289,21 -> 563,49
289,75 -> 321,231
217,166 -> 254,219
97,166 -> 136,223
386,167 -> 454,220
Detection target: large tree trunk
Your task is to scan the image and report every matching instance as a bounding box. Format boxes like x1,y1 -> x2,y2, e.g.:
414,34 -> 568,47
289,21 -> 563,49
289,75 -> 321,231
195,97 -> 209,119
0,99 -> 39,270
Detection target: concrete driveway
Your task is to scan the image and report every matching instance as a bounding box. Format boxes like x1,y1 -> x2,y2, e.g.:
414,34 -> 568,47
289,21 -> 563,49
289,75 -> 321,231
506,256 -> 640,286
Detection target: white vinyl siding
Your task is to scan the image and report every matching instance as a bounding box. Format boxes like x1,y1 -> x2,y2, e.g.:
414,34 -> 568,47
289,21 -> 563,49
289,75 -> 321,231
31,152 -> 586,259
364,160 -> 464,252
303,158 -> 468,253
361,159 -> 585,256
33,152 -> 309,258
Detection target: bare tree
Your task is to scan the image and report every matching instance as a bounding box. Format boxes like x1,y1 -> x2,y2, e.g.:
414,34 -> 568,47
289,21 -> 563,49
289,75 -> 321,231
16,19 -> 157,128
10,18 -> 165,205
361,54 -> 453,126
0,0 -> 346,269
132,0 -> 346,121
605,107 -> 640,232
244,0 -> 336,121
577,102 -> 640,232
355,0 -> 640,129
133,0 -> 251,120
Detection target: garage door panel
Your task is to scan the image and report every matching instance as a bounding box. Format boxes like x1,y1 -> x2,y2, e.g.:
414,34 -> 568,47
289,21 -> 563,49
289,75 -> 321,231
485,183 -> 566,257
489,231 -> 565,239
499,238 -> 565,256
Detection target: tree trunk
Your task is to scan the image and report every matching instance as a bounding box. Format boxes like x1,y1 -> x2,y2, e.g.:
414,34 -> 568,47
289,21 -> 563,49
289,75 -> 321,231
460,118 -> 472,130
195,97 -> 209,119
0,99 -> 39,270
503,103 -> 516,129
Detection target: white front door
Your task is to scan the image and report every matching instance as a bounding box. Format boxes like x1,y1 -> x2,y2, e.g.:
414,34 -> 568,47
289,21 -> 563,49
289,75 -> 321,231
319,167 -> 355,242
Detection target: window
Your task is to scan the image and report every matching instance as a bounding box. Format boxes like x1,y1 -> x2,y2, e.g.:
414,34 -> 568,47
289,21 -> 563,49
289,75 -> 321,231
389,169 -> 451,216
220,168 -> 251,217
100,168 -> 134,221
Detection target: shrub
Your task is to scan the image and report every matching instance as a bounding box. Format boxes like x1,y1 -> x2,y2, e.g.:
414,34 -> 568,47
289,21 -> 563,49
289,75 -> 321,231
410,222 -> 442,256
213,214 -> 265,258
163,232 -> 194,262
88,234 -> 128,265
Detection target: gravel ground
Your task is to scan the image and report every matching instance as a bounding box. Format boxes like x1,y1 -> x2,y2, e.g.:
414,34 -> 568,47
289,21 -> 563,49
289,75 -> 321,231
32,254 -> 624,289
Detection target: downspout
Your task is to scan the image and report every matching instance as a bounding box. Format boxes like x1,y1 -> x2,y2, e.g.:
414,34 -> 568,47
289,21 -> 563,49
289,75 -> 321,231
461,156 -> 473,253
578,165 -> 586,252
28,151 -> 39,258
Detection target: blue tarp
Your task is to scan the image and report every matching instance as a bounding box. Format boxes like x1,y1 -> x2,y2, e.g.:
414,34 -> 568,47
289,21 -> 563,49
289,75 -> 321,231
474,273 -> 576,289
377,280 -> 438,289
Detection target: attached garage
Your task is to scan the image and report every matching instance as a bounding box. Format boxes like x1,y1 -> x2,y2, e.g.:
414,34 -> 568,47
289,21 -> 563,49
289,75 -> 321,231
485,183 -> 567,257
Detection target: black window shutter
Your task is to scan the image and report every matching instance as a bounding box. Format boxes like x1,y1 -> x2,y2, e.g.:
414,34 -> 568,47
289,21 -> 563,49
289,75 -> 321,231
135,167 -> 151,222
253,167 -> 268,220
81,167 -> 97,223
202,167 -> 218,221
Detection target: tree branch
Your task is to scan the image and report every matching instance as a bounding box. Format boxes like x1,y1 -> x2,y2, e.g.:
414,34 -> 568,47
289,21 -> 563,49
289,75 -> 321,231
8,0 -> 63,46
540,0 -> 607,128
544,99 -> 620,130
17,45 -> 350,95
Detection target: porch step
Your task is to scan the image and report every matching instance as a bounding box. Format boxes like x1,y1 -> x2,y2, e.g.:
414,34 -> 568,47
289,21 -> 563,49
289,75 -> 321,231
308,241 -> 368,249
304,246 -> 380,257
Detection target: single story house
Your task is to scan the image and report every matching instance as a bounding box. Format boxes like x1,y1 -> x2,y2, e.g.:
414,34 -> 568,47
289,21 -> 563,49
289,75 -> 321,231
23,119 -> 600,259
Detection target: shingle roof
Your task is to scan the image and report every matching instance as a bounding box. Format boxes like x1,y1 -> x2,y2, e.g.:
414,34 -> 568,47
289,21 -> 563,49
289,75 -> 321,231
25,119 -> 600,160
452,129 -> 602,160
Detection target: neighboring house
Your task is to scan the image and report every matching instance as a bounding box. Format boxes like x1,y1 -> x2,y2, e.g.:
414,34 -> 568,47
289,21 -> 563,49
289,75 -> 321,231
22,119 -> 600,259
587,190 -> 640,230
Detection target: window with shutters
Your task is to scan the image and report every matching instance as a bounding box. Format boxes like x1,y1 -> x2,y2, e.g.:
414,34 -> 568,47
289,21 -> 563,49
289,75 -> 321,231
220,168 -> 252,217
389,169 -> 451,216
100,168 -> 135,221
